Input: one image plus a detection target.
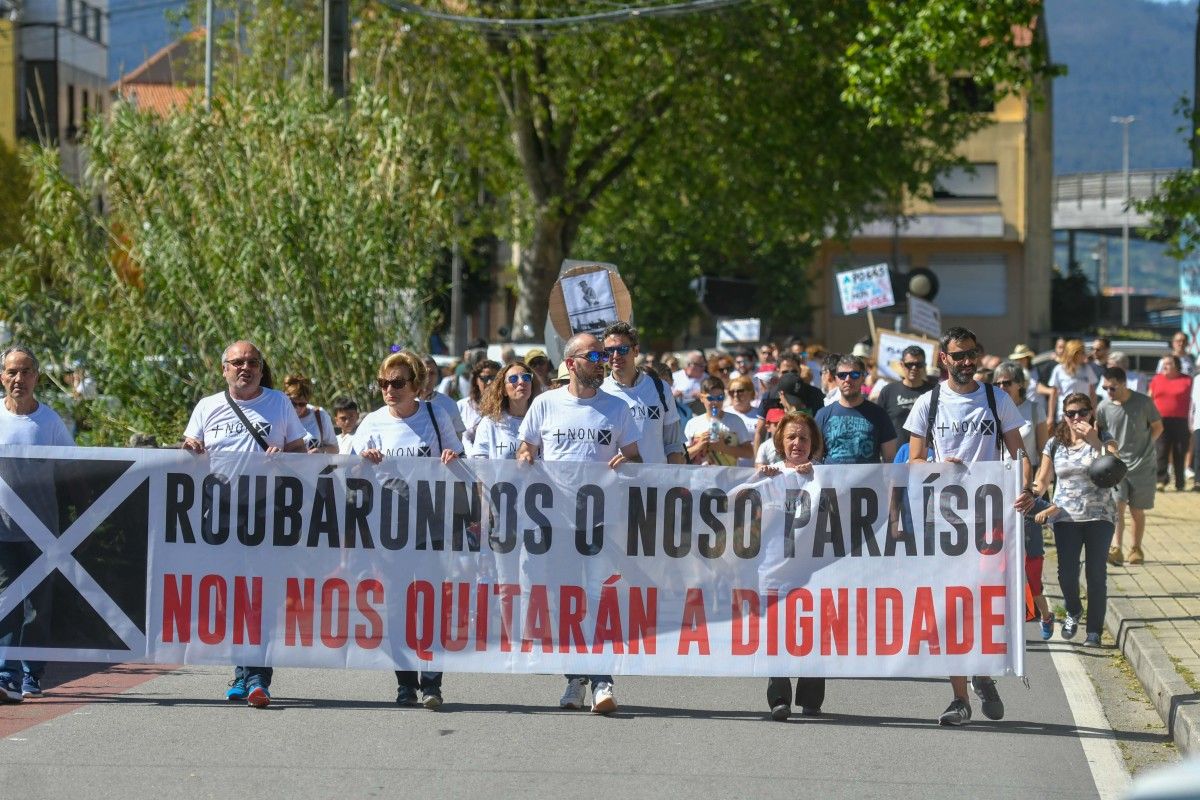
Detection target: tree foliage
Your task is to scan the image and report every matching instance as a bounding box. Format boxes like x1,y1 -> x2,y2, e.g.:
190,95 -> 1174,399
0,74 -> 454,444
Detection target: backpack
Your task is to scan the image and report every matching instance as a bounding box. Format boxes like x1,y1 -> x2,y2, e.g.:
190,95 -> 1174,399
924,381 -> 1002,457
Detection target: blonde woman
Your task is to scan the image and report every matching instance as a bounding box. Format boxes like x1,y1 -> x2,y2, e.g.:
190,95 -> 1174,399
1047,339 -> 1097,424
282,374 -> 338,454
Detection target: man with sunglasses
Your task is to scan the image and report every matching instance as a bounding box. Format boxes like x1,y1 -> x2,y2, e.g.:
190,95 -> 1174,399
1096,366 -> 1162,565
875,345 -> 936,443
814,354 -> 898,465
182,340 -> 308,709
517,332 -> 641,715
600,322 -> 686,465
684,377 -> 754,466
904,326 -> 1034,727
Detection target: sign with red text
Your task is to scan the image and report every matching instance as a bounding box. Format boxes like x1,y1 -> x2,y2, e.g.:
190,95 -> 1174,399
0,446 -> 1024,678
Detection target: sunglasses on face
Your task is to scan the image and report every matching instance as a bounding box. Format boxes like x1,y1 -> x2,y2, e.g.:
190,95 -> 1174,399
903,361 -> 925,370
1063,408 -> 1091,419
478,374 -> 496,384
729,389 -> 749,396
225,358 -> 261,369
377,377 -> 411,391
291,400 -> 307,408
507,373 -> 533,385
835,370 -> 863,381
705,394 -> 725,403
572,350 -> 610,364
994,380 -> 1016,388
945,348 -> 980,362
604,344 -> 633,357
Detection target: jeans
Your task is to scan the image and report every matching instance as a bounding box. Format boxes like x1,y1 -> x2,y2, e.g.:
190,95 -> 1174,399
767,677 -> 824,711
396,671 -> 442,692
566,673 -> 613,687
1053,519 -> 1115,636
234,665 -> 272,689
1156,417 -> 1189,489
0,540 -> 48,682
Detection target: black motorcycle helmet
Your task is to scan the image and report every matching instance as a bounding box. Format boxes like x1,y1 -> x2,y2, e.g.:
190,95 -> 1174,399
1088,454 -> 1128,489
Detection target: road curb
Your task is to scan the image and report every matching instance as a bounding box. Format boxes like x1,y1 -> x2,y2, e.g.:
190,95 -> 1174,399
1106,594 -> 1199,755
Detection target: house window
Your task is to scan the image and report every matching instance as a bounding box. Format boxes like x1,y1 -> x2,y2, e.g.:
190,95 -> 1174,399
66,83 -> 76,141
66,0 -> 74,28
93,7 -> 103,42
933,163 -> 998,200
927,253 -> 1008,316
948,76 -> 994,114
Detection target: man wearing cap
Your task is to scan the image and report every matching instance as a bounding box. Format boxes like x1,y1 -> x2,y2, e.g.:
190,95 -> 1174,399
875,345 -> 935,443
600,322 -> 686,466
1007,344 -> 1049,416
523,348 -> 553,389
755,407 -> 786,465
1097,366 -> 1162,565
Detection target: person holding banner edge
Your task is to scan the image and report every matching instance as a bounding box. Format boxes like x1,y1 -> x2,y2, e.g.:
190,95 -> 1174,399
904,327 -> 1035,727
181,340 -> 308,709
516,332 -> 642,714
351,350 -> 464,710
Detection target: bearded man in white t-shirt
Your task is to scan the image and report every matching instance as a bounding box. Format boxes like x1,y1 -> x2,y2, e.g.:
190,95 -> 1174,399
517,332 -> 641,715
0,346 -> 75,704
182,340 -> 307,710
904,326 -> 1035,728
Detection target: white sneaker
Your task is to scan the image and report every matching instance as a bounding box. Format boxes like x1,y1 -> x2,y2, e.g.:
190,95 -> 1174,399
560,677 -> 587,709
591,681 -> 617,714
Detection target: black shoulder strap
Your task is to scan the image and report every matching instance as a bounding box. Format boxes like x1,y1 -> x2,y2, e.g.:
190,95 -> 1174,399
425,400 -> 444,453
314,407 -> 327,442
649,373 -> 669,417
224,390 -> 269,451
983,382 -> 1002,453
924,382 -> 941,448
1049,436 -> 1059,462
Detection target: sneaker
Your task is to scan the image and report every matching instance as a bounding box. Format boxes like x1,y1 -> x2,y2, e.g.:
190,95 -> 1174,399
800,706 -> 822,717
1084,633 -> 1102,647
421,691 -> 443,710
226,677 -> 248,701
1107,546 -> 1124,567
246,684 -> 271,708
1040,615 -> 1055,640
938,699 -> 971,726
395,685 -> 419,706
20,675 -> 42,698
559,677 -> 587,710
970,676 -> 1004,720
1127,546 -> 1144,565
770,703 -> 791,722
0,676 -> 23,703
591,681 -> 617,714
1062,613 -> 1080,639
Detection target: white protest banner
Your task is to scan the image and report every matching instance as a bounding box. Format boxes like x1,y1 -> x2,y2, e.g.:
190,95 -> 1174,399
907,295 -> 942,339
875,330 -> 939,383
836,264 -> 894,315
0,446 -> 1023,678
717,318 -> 761,347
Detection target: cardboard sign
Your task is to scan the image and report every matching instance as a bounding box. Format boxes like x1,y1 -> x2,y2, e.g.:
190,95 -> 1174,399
906,295 -> 942,339
545,261 -> 633,363
874,330 -> 939,383
836,264 -> 894,315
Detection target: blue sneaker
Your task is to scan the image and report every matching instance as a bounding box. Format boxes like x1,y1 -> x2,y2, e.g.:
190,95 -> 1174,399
0,675 -> 23,703
21,675 -> 43,698
226,677 -> 248,701
1040,616 -> 1055,641
246,683 -> 271,708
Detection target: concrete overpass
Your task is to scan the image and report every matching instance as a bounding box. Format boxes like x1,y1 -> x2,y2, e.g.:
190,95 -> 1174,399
1052,169 -> 1177,233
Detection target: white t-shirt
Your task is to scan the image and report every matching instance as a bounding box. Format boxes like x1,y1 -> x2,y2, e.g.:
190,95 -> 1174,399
903,381 -> 1024,463
684,411 -> 751,467
184,388 -> 306,453
518,388 -> 638,463
722,406 -> 760,467
337,432 -> 355,455
350,401 -> 463,458
0,401 -> 75,446
430,391 -> 466,436
471,413 -> 525,460
600,372 -> 681,464
1048,364 -> 1097,416
671,369 -> 704,402
457,397 -> 482,445
297,405 -> 337,449
1010,398 -> 1042,468
755,438 -> 779,466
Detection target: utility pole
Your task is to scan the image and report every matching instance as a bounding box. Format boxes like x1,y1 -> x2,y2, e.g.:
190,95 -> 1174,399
450,214 -> 465,356
1111,115 -> 1135,327
323,0 -> 349,99
204,0 -> 214,111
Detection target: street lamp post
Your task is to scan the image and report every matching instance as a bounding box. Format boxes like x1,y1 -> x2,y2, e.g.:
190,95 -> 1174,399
1111,115 -> 1135,326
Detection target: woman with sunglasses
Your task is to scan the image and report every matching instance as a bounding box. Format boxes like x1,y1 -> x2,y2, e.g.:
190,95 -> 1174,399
282,374 -> 339,454
723,376 -> 760,467
1030,393 -> 1119,647
471,360 -> 540,459
350,350 -> 464,708
457,359 -> 501,449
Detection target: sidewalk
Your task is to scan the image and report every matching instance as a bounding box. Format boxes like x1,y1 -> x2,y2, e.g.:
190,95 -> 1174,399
1099,487 -> 1200,754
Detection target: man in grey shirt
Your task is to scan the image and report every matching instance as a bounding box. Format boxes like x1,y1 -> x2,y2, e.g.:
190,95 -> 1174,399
1097,366 -> 1163,566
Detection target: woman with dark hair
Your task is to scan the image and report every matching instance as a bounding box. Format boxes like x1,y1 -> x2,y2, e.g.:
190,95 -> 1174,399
457,359 -> 501,448
755,412 -> 827,720
1030,392 -> 1119,647
471,360 -> 540,459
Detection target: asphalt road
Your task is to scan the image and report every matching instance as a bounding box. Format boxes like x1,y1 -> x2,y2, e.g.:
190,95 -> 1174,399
0,622 -> 1139,799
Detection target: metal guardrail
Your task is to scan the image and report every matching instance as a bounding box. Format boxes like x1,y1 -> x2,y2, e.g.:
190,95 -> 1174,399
1053,169 -> 1179,209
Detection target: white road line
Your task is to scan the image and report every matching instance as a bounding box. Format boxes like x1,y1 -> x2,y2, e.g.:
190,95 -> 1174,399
1046,641 -> 1130,800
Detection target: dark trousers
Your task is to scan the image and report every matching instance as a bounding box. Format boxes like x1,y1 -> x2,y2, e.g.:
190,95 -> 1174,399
395,671 -> 442,692
0,540 -> 49,680
233,665 -> 272,688
1157,417 -> 1189,489
1053,519 -> 1115,636
767,677 -> 825,711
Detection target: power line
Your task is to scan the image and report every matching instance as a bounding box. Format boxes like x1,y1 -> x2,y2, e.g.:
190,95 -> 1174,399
376,0 -> 754,33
